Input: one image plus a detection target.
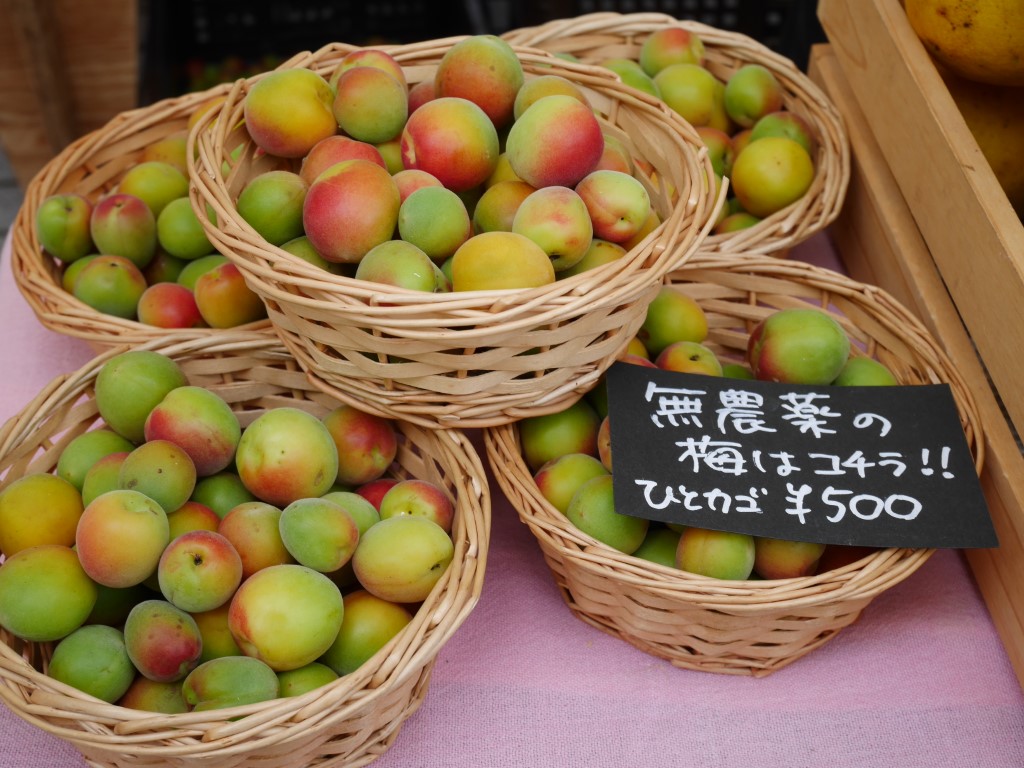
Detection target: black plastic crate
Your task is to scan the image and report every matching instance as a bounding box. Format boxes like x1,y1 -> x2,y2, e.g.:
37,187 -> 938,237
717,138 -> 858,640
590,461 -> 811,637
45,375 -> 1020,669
138,0 -> 824,103
508,0 -> 825,70
139,0 -> 476,102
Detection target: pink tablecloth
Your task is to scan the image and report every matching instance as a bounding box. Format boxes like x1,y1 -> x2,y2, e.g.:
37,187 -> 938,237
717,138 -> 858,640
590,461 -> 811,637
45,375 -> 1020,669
2,232 -> 1023,768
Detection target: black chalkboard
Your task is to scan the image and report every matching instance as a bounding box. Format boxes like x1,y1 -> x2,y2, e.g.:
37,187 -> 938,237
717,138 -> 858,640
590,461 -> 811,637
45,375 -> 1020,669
605,363 -> 997,549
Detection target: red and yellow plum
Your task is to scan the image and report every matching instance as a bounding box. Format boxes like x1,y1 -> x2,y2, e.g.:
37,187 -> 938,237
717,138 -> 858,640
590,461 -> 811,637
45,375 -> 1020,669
123,598 -> 203,682
166,500 -> 221,539
513,74 -> 588,121
434,35 -> 525,129
144,385 -> 241,476
676,527 -> 755,580
303,159 -> 401,263
118,675 -> 190,713
193,261 -> 268,328
400,97 -> 500,192
217,501 -> 294,581
228,563 -> 345,671
235,407 -> 339,507
243,68 -> 336,158
639,27 -> 706,76
378,478 -> 455,534
137,282 -> 203,329
505,95 -> 604,189
158,529 -> 243,612
321,404 -> 398,486
511,185 -> 593,271
89,193 -> 157,269
300,136 -> 387,186
333,66 -> 408,144
76,489 -> 170,588
747,307 -> 851,385
753,536 -> 826,579
533,452 -> 609,515
656,340 -> 724,376
575,169 -> 651,244
472,179 -> 535,234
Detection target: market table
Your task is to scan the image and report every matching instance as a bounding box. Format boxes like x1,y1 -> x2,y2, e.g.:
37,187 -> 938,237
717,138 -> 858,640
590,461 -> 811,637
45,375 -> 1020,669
1,231 -> 1022,768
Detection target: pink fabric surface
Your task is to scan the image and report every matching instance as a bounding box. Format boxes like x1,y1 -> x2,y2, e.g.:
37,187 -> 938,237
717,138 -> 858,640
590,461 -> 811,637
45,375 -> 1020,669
2,232 -> 1023,767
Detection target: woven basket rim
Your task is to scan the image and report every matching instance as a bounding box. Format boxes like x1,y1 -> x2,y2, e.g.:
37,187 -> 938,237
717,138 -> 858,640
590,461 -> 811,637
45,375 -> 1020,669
501,11 -> 852,257
0,331 -> 491,762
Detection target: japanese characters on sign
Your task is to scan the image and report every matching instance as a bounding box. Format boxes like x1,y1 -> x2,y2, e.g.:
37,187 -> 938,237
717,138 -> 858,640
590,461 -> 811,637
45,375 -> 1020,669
605,363 -> 997,548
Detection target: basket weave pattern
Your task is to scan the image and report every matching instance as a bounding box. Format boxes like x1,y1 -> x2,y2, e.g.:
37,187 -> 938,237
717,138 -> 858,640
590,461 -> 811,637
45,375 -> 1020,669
0,332 -> 490,767
503,12 -> 851,258
190,38 -> 720,430
9,86 -> 272,351
484,254 -> 983,676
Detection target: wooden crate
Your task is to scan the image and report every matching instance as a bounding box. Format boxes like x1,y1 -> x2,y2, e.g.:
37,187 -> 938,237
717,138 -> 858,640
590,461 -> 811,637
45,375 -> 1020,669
0,0 -> 139,189
817,0 -> 1024,444
807,42 -> 1024,689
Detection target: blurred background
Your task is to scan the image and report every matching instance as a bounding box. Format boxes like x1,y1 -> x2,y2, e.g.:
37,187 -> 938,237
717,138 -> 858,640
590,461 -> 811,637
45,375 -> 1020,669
0,0 -> 825,241
0,154 -> 16,243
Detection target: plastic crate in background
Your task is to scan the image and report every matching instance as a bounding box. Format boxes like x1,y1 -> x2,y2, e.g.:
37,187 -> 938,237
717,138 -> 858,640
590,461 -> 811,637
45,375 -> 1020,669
139,0 -> 824,103
139,0 -> 476,102
513,0 -> 826,70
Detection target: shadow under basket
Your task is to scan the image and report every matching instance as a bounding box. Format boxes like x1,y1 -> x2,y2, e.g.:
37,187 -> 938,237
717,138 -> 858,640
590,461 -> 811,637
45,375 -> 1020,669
189,37 -> 720,430
503,11 -> 851,259
0,331 -> 490,768
484,253 -> 983,677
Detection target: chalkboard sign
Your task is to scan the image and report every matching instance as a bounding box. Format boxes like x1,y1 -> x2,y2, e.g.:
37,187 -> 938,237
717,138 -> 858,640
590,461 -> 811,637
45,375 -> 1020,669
605,363 -> 997,549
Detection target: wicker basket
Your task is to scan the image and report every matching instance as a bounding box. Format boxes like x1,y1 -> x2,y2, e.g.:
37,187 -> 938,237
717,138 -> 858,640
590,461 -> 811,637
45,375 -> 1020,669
502,12 -> 850,258
189,37 -> 720,430
0,332 -> 490,768
9,84 -> 273,351
483,253 -> 983,677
